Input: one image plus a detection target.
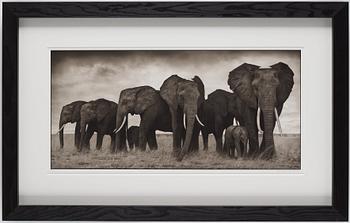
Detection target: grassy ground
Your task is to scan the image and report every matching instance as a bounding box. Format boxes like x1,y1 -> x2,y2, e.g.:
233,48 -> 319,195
51,134 -> 300,169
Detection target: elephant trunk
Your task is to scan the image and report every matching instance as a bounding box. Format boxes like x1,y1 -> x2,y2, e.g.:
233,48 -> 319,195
58,117 -> 65,149
115,110 -> 127,151
79,120 -> 87,151
177,111 -> 196,161
260,106 -> 276,159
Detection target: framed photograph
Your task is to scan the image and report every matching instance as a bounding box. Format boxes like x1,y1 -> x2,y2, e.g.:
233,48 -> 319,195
3,2 -> 348,221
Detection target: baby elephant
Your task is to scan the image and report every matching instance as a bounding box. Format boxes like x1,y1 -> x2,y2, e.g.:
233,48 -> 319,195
224,125 -> 248,158
127,126 -> 139,150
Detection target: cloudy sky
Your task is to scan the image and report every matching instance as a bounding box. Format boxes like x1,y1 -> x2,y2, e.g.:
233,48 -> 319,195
52,50 -> 300,134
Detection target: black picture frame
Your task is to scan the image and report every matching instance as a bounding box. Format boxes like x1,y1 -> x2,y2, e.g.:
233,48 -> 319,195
2,2 -> 348,221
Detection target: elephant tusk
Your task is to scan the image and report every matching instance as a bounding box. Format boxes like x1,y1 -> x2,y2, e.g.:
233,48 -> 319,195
183,114 -> 186,129
56,124 -> 65,134
233,117 -> 239,126
256,107 -> 263,133
115,116 -> 126,133
196,114 -> 205,127
274,108 -> 283,136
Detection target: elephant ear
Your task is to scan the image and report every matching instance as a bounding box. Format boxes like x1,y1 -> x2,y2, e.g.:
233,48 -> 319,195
227,63 -> 260,109
270,62 -> 294,104
134,86 -> 158,114
160,75 -> 182,110
192,75 -> 205,101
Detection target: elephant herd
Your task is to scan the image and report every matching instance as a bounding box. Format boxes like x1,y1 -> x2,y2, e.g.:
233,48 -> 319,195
58,62 -> 294,161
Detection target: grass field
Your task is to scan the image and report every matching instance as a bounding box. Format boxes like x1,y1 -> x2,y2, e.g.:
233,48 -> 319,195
51,133 -> 300,169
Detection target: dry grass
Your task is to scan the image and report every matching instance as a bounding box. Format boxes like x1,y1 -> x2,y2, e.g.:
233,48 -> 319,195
51,134 -> 300,169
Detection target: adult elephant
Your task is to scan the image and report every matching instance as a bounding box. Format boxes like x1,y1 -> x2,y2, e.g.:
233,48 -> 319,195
58,100 -> 87,149
79,98 -> 126,152
227,62 -> 294,159
115,86 -> 173,151
200,89 -> 241,153
160,75 -> 205,161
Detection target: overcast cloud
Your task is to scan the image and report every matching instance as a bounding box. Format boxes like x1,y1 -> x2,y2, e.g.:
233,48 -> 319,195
52,50 -> 300,133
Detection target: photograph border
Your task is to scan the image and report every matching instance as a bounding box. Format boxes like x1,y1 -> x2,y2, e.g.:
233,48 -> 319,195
49,48 -> 302,170
3,2 -> 348,221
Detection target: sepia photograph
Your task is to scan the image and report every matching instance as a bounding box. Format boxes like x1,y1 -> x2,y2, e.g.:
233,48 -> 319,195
51,50 -> 300,169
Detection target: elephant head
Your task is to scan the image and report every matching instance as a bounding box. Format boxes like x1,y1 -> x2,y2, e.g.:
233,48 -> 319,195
227,62 -> 294,159
160,75 -> 205,161
115,86 -> 158,150
207,89 -> 238,121
58,100 -> 86,148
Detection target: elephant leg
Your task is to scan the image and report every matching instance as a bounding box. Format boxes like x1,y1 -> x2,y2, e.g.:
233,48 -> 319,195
116,121 -> 128,152
237,140 -> 245,158
234,139 -> 241,158
223,134 -> 228,155
223,132 -> 232,157
214,120 -> 224,154
170,109 -> 181,154
147,130 -> 158,150
110,135 -> 117,153
138,108 -> 158,151
83,126 -> 94,151
79,123 -> 86,152
139,121 -> 151,151
202,130 -> 209,151
129,141 -> 134,150
246,109 -> 259,158
138,128 -> 147,152
189,123 -> 200,153
229,138 -> 236,158
119,128 -> 128,152
109,134 -> 116,152
96,133 -> 104,150
74,122 -> 81,149
135,133 -> 139,148
243,139 -> 248,158
237,108 -> 257,157
214,133 -> 223,154
248,129 -> 259,158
